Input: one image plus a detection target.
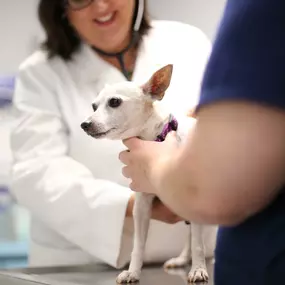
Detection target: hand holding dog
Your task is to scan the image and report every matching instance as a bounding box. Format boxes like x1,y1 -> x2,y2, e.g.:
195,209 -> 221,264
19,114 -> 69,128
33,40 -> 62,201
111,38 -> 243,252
119,131 -> 178,195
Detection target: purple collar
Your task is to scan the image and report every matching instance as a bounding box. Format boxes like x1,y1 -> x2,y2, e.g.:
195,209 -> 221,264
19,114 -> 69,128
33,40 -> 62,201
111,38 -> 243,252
155,114 -> 178,142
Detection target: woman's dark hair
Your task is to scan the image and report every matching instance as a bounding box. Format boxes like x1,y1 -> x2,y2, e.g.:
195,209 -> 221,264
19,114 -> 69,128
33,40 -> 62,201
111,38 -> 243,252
38,0 -> 151,60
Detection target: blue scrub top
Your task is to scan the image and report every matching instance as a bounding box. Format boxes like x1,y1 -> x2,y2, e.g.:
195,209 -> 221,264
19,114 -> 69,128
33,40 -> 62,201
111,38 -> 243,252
197,0 -> 285,284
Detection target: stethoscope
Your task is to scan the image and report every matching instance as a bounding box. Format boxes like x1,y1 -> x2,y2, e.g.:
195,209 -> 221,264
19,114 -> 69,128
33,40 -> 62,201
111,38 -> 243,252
91,0 -> 144,81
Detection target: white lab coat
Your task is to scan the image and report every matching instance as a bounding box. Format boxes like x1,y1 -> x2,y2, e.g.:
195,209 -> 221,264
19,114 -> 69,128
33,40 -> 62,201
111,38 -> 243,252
10,20 -> 213,268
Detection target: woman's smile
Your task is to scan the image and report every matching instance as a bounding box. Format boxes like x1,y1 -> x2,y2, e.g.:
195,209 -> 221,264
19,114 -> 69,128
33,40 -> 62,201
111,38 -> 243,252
93,11 -> 117,27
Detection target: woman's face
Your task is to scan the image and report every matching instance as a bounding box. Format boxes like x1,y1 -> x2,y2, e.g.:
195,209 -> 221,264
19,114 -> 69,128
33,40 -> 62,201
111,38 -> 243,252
66,0 -> 136,53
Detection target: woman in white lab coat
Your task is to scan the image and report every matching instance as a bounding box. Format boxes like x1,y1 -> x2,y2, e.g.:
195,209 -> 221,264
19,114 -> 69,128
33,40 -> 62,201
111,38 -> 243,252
10,0 -> 213,268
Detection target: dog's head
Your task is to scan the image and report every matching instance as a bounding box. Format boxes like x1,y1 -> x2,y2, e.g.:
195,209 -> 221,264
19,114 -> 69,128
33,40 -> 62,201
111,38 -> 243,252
81,64 -> 173,140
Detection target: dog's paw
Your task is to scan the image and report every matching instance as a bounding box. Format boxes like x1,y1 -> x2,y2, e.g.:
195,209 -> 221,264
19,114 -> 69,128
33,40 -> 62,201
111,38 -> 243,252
116,270 -> 140,284
188,267 -> 209,283
164,257 -> 189,269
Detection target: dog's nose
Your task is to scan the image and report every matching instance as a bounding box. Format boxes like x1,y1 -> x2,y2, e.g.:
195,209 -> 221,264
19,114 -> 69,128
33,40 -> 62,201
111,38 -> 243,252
81,121 -> 92,131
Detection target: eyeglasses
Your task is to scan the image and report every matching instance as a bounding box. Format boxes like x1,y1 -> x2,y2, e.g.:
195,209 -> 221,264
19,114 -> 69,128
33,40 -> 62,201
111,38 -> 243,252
65,0 -> 95,11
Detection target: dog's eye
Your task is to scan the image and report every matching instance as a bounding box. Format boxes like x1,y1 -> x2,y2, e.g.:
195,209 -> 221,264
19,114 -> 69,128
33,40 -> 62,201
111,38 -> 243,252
92,103 -> 98,112
108,98 -> 122,108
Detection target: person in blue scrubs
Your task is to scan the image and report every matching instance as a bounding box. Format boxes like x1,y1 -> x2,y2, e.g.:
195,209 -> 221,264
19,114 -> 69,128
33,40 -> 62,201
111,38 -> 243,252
118,0 -> 285,284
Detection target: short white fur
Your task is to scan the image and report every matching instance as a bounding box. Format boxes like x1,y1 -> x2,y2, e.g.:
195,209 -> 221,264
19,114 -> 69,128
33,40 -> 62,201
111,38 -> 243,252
81,64 -> 217,283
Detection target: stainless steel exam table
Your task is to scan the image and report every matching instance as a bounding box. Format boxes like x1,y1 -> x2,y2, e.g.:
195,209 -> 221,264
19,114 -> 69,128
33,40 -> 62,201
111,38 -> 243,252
0,262 -> 214,285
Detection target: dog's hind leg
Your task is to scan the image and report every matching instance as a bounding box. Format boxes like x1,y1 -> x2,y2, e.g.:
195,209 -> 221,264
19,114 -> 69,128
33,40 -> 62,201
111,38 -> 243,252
164,226 -> 191,269
188,224 -> 208,283
116,193 -> 153,283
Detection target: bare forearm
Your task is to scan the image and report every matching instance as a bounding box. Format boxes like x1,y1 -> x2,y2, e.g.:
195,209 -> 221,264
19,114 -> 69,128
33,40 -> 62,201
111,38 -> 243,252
154,147 -> 209,224
154,146 -> 250,225
155,102 -> 285,226
154,121 -> 249,226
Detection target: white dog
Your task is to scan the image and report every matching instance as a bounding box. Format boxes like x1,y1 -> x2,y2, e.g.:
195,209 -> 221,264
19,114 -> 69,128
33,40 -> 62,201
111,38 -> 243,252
81,65 -> 217,283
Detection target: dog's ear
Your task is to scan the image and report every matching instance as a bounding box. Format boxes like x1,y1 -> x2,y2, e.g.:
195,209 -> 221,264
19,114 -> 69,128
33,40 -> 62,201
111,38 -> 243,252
141,64 -> 173,100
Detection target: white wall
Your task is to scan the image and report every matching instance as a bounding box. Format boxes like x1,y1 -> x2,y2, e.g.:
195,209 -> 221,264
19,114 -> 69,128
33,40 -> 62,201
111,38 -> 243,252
0,0 -> 42,75
0,0 -> 226,74
148,0 -> 226,41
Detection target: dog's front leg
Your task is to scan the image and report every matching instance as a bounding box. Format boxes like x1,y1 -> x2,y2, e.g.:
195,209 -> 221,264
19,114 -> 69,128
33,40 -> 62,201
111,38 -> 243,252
188,224 -> 208,283
116,193 -> 153,283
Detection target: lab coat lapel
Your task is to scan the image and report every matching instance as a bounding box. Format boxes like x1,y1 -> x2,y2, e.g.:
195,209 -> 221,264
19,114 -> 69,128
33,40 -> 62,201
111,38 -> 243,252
72,43 -> 125,87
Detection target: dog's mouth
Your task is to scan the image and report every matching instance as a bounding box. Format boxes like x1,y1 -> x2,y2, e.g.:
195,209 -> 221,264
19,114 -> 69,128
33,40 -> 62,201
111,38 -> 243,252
88,128 -> 115,139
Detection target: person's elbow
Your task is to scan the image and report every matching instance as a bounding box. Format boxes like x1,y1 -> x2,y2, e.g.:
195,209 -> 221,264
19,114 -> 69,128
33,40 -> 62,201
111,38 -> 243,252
202,204 -> 251,226
191,202 -> 247,226
194,186 -> 271,226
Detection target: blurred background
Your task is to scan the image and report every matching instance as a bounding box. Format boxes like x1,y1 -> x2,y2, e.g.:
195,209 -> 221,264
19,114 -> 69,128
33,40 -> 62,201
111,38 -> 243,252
0,0 -> 226,269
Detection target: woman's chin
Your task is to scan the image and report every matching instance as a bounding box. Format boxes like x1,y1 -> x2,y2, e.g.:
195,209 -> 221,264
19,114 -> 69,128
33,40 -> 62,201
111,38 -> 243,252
93,27 -> 131,53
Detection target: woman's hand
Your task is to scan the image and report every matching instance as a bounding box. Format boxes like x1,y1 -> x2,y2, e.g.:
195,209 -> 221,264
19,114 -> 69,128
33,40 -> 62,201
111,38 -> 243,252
119,132 -> 179,195
126,193 -> 182,224
151,196 -> 182,224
